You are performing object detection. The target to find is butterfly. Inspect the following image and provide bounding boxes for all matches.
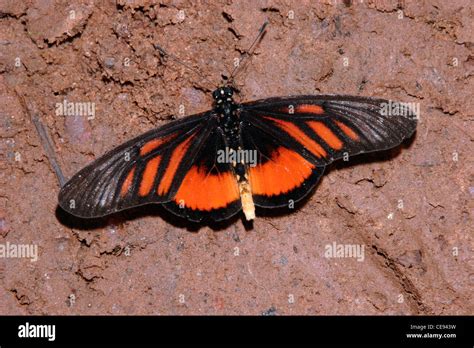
[58,85,417,222]
[58,21,417,222]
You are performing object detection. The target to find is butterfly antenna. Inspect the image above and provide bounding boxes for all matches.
[227,20,269,86]
[154,44,214,88]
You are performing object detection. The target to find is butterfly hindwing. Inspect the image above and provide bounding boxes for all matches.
[163,126,242,222]
[240,119,325,208]
[58,112,213,218]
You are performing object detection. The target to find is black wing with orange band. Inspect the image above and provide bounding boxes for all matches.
[58,112,214,218]
[162,126,242,221]
[239,95,417,208]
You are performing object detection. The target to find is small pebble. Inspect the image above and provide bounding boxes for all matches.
[104,57,115,68]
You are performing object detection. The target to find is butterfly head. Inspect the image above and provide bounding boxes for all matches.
[212,86,234,105]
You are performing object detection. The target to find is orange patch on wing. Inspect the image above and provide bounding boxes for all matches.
[140,134,176,156]
[265,117,327,158]
[296,104,324,114]
[120,167,135,197]
[249,147,315,196]
[308,121,343,150]
[139,156,161,196]
[174,166,239,211]
[157,135,195,195]
[335,120,359,140]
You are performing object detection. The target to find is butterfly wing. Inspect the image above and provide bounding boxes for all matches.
[58,112,214,218]
[239,95,417,207]
[240,119,325,208]
[162,126,242,222]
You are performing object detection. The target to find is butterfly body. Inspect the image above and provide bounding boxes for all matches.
[212,86,256,219]
[58,87,417,222]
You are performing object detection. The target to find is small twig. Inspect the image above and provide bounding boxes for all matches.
[15,90,67,187]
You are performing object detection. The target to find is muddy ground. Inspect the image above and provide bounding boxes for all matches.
[0,0,472,315]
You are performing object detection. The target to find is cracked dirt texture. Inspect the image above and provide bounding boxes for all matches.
[0,0,473,315]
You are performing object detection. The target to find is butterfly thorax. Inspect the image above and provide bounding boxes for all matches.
[212,86,240,144]
[213,86,237,118]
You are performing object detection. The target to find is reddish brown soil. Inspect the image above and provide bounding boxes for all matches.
[0,0,472,315]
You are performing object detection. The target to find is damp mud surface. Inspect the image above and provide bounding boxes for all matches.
[0,1,472,314]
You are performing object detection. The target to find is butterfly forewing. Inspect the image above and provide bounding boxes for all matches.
[58,112,213,218]
[241,95,418,165]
